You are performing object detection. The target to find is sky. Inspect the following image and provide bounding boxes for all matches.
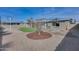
[0,7,79,22]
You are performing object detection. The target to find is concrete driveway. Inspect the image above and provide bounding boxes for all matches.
[56,24,79,51]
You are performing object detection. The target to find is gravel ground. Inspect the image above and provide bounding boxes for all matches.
[0,24,76,51]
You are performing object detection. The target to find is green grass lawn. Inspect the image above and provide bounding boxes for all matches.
[19,27,36,32]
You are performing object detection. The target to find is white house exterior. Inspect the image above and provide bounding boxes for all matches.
[27,18,76,32]
[41,19,75,32]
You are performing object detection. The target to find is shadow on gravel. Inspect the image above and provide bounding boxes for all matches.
[55,24,79,51]
[0,42,13,51]
[0,25,12,51]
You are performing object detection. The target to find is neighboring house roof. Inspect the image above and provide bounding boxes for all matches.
[46,20,71,23]
[32,19,71,23]
[27,18,75,24]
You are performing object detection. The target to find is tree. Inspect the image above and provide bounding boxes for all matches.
[27,17,33,28]
[53,18,59,26]
[35,19,43,35]
[70,18,76,24]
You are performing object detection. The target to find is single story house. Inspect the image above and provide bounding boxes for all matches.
[41,19,76,31]
[27,18,76,32]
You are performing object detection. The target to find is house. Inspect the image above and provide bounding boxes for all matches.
[41,19,76,32]
[27,18,76,32]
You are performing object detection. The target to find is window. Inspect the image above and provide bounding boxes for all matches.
[52,22,60,26]
[56,23,60,26]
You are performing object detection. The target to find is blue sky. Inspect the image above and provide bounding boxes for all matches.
[0,7,79,22]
